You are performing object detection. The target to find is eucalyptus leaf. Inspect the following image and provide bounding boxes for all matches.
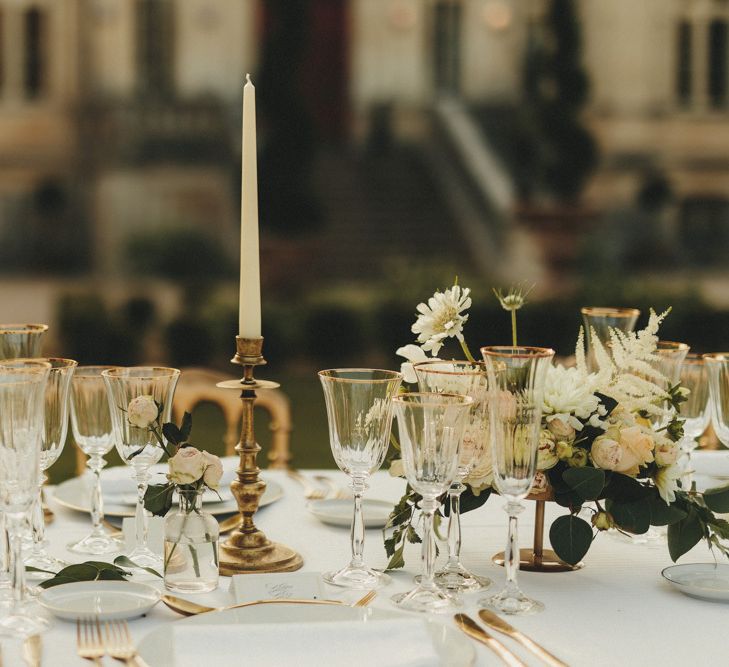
[562,467,605,501]
[703,484,729,514]
[144,482,175,517]
[603,473,652,502]
[549,515,593,565]
[606,498,651,534]
[668,506,703,561]
[386,543,405,571]
[447,487,491,516]
[113,555,162,579]
[648,496,687,526]
[162,422,182,446]
[180,412,193,442]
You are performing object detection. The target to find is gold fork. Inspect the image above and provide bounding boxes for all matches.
[105,619,151,666]
[353,590,377,607]
[76,618,105,666]
[287,469,327,499]
[313,475,351,500]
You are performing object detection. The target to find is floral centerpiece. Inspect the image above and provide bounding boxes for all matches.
[127,396,223,592]
[385,284,729,568]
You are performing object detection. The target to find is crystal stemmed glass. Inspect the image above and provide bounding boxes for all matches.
[2,358,77,576]
[678,355,711,476]
[391,392,473,612]
[413,360,491,591]
[480,345,554,615]
[648,341,690,428]
[581,307,640,373]
[704,353,729,448]
[103,367,180,570]
[318,369,402,589]
[68,366,124,554]
[0,324,48,589]
[0,324,48,360]
[0,364,50,636]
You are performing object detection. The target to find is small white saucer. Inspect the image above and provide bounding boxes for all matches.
[38,581,161,620]
[662,563,729,602]
[307,499,393,529]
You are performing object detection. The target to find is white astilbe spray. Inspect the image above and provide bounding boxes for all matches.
[586,309,671,419]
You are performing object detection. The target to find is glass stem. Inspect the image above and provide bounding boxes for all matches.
[7,514,27,610]
[445,482,465,567]
[420,498,438,591]
[504,500,524,596]
[349,477,367,569]
[30,472,48,556]
[134,466,150,551]
[89,455,107,536]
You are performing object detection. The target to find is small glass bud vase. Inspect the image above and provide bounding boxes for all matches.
[164,489,219,593]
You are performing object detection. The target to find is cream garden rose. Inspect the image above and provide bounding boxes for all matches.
[168,447,206,485]
[201,451,224,489]
[127,395,158,429]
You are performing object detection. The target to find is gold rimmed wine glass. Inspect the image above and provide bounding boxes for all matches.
[0,324,48,360]
[68,366,124,555]
[391,392,474,613]
[2,358,77,576]
[413,359,491,592]
[704,353,729,448]
[318,369,402,589]
[480,345,554,615]
[0,364,50,636]
[103,367,180,571]
[580,307,640,372]
[678,354,710,468]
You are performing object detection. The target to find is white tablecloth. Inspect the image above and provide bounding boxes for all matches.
[3,465,726,666]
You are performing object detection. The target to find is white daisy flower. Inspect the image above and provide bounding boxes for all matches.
[655,462,684,504]
[411,285,472,356]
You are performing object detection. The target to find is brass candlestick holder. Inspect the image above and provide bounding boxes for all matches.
[216,336,303,575]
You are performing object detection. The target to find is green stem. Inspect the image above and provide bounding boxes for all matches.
[511,309,518,347]
[150,426,173,458]
[459,338,476,363]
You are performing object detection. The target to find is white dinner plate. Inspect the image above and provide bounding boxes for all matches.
[53,474,283,518]
[137,603,474,667]
[307,498,393,529]
[38,581,161,621]
[662,563,729,602]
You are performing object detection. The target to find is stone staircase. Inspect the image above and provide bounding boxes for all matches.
[307,145,476,282]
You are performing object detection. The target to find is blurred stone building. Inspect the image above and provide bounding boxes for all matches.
[0,0,728,276]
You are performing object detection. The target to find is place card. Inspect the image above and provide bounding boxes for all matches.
[230,572,323,602]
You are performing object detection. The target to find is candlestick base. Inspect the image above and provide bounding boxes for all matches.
[217,335,303,576]
[220,539,303,575]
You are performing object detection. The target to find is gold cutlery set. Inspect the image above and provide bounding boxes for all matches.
[287,469,350,500]
[455,610,567,667]
[77,618,150,666]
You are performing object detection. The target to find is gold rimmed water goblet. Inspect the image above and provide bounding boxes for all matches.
[704,353,729,448]
[0,364,50,636]
[648,341,690,428]
[391,392,474,613]
[0,324,48,589]
[479,345,554,615]
[68,366,124,555]
[2,358,77,576]
[103,367,180,571]
[0,324,48,360]
[580,307,640,372]
[413,360,491,592]
[318,369,402,589]
[678,355,711,474]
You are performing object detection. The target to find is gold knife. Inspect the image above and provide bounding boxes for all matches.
[21,634,41,667]
[454,614,527,667]
[479,609,568,667]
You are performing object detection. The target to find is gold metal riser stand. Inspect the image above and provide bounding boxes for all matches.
[216,336,302,575]
[492,499,584,573]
